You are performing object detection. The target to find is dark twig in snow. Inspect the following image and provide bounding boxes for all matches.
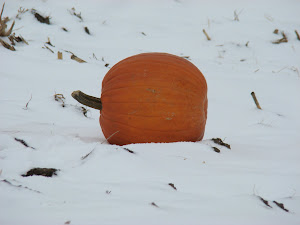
[23,94,32,110]
[14,137,35,149]
[151,202,159,208]
[272,32,288,44]
[168,183,177,190]
[212,146,220,153]
[211,138,231,149]
[43,44,54,53]
[295,30,300,41]
[84,26,90,35]
[258,196,272,208]
[122,148,135,154]
[273,201,289,212]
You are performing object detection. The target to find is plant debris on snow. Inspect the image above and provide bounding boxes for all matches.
[22,168,58,177]
[14,137,35,149]
[31,9,50,24]
[1,179,41,193]
[211,138,231,149]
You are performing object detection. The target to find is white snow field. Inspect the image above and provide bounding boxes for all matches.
[0,0,300,224]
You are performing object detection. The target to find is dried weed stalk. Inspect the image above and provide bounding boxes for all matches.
[272,32,288,44]
[0,38,15,50]
[69,7,83,21]
[16,7,29,19]
[202,29,211,41]
[0,3,15,37]
[54,93,65,107]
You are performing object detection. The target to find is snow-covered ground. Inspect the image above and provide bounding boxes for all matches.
[1,0,300,224]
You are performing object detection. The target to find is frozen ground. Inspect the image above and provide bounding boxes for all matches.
[0,0,300,224]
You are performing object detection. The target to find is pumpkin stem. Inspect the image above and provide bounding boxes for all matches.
[71,90,102,110]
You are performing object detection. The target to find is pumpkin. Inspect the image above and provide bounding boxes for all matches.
[72,52,208,145]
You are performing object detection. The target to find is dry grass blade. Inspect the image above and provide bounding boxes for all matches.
[46,37,54,47]
[272,32,288,44]
[202,29,211,41]
[273,29,279,34]
[0,3,15,37]
[122,148,135,154]
[71,54,86,63]
[43,44,54,53]
[23,94,32,110]
[0,38,15,50]
[9,33,28,45]
[234,9,243,21]
[212,146,220,153]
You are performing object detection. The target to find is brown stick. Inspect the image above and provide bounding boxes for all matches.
[71,54,86,63]
[71,90,102,110]
[295,30,300,41]
[202,29,211,41]
[251,92,262,110]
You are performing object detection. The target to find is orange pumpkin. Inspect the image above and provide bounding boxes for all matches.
[72,53,208,145]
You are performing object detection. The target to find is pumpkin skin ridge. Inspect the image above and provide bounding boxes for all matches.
[102,61,206,93]
[100,112,206,133]
[101,85,204,98]
[102,53,206,88]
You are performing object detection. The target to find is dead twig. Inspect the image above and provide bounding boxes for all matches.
[251,92,262,110]
[54,93,65,107]
[258,196,272,208]
[14,137,35,149]
[168,183,177,190]
[62,27,68,32]
[71,54,86,63]
[122,148,135,154]
[202,29,211,41]
[295,30,300,41]
[0,38,15,50]
[46,37,54,47]
[69,7,83,21]
[23,94,32,110]
[273,201,289,212]
[272,32,288,44]
[43,44,54,53]
[84,26,90,35]
[212,146,220,153]
[151,202,159,208]
[211,138,231,149]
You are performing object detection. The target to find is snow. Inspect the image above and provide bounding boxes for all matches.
[1,0,300,224]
